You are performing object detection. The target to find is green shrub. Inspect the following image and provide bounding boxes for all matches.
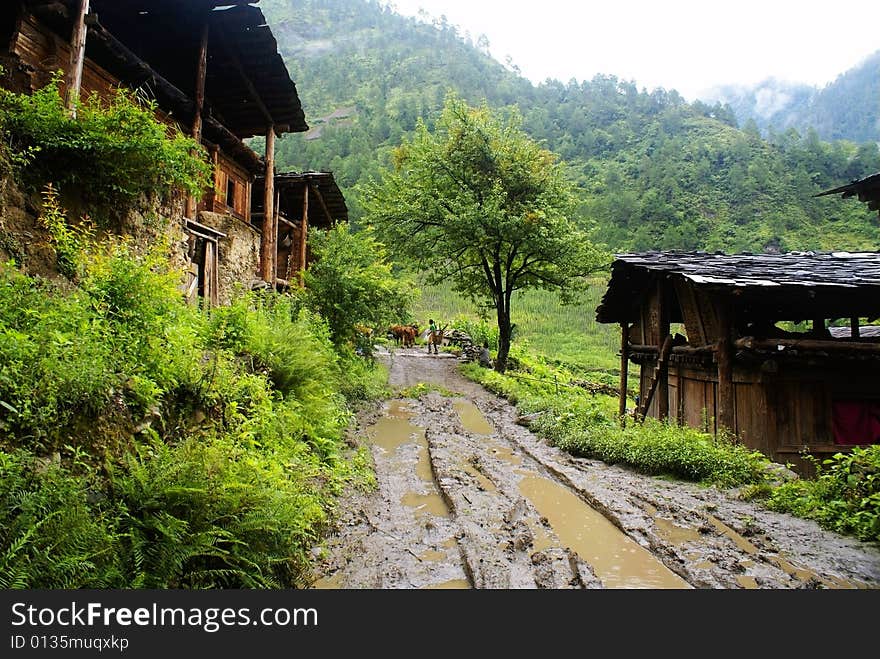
[768,446,880,542]
[0,75,211,216]
[110,434,331,588]
[38,184,93,279]
[303,224,414,348]
[0,239,380,587]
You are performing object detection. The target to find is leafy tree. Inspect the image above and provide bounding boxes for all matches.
[303,223,414,349]
[361,95,605,372]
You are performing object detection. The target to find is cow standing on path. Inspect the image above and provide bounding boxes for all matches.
[390,323,419,348]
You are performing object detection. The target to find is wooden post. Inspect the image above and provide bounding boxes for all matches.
[186,21,210,219]
[192,23,209,143]
[813,317,825,337]
[716,303,735,435]
[299,183,309,288]
[657,279,670,421]
[260,126,276,283]
[619,322,629,427]
[851,317,861,339]
[64,0,90,116]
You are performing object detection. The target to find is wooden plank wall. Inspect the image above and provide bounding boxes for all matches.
[13,13,120,102]
[669,366,771,451]
[677,370,716,433]
[205,152,251,221]
[768,378,833,449]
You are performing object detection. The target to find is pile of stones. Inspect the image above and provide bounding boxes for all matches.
[445,329,479,360]
[446,329,492,366]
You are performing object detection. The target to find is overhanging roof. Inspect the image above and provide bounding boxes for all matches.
[27,0,307,138]
[255,171,348,227]
[816,172,880,216]
[596,251,880,324]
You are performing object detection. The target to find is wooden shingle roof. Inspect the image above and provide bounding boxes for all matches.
[254,171,348,227]
[597,251,880,324]
[608,251,880,287]
[28,0,307,138]
[816,172,880,216]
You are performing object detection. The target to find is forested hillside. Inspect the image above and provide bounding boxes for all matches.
[707,51,880,145]
[262,0,880,253]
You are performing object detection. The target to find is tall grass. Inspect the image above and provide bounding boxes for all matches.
[413,276,623,372]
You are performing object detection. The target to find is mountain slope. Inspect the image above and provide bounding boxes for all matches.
[261,0,880,253]
[705,51,880,144]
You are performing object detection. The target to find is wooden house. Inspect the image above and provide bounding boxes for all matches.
[252,171,348,288]
[596,251,880,474]
[0,0,309,304]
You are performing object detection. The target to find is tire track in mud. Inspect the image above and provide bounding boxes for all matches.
[310,348,880,589]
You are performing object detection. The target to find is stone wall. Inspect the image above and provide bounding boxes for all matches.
[0,171,262,307]
[0,173,189,283]
[197,211,261,305]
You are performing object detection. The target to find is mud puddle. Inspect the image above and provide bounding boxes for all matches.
[517,471,691,589]
[310,397,467,589]
[454,400,494,436]
[369,401,451,521]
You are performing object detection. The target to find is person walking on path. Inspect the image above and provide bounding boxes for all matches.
[427,319,439,354]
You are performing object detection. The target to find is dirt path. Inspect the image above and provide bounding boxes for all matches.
[310,347,880,589]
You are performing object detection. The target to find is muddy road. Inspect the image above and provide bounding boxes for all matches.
[310,347,880,589]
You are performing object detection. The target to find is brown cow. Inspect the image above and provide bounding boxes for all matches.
[402,323,419,348]
[389,324,406,346]
[389,323,419,348]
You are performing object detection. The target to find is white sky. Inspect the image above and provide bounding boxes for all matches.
[386,0,880,100]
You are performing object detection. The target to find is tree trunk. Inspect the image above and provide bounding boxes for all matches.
[494,294,512,373]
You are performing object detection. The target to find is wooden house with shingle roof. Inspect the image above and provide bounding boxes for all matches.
[597,251,880,474]
[0,0,324,304]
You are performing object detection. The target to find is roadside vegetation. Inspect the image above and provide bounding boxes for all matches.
[0,83,394,588]
[767,447,880,542]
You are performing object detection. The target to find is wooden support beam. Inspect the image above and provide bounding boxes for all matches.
[259,126,276,283]
[716,304,735,435]
[187,19,210,219]
[736,337,880,353]
[310,183,334,225]
[619,322,629,427]
[299,183,309,288]
[657,279,670,421]
[63,0,89,116]
[192,21,209,143]
[851,317,861,339]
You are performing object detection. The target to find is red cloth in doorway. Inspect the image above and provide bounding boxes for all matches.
[832,401,880,446]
